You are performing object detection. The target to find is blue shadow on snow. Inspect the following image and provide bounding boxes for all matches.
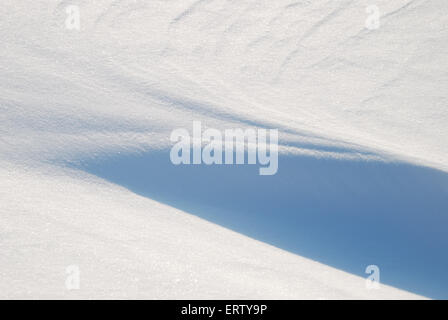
[74,150,448,298]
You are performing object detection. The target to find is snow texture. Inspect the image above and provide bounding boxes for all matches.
[1,0,447,299]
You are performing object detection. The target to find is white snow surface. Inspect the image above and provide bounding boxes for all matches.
[1,0,447,299]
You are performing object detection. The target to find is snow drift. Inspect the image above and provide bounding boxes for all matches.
[1,0,447,298]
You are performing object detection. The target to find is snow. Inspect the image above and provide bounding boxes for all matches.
[1,0,447,299]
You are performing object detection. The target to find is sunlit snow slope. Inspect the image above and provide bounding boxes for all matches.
[1,0,447,299]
